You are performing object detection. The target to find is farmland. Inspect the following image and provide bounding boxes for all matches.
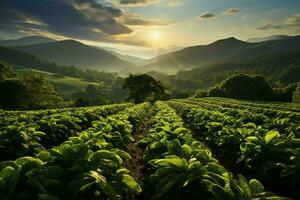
[0,98,299,200]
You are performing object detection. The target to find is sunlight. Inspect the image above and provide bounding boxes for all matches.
[150,30,161,42]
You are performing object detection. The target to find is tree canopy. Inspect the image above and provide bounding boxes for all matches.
[209,74,273,100]
[0,63,65,110]
[122,74,166,103]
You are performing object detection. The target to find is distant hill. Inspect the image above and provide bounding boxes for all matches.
[235,35,300,59]
[175,50,300,88]
[140,37,256,73]
[0,36,56,47]
[110,51,150,66]
[13,40,134,72]
[140,35,300,73]
[246,35,289,43]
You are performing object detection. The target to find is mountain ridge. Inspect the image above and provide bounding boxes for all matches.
[12,39,134,72]
[0,36,57,47]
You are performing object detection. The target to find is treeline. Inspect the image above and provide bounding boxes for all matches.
[194,74,299,103]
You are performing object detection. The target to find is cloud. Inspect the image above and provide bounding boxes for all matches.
[198,13,215,19]
[255,23,283,30]
[120,13,173,27]
[286,13,300,27]
[0,0,135,43]
[115,0,159,7]
[113,0,183,7]
[223,8,239,16]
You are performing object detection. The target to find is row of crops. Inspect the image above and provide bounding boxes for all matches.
[0,98,298,199]
[167,98,300,199]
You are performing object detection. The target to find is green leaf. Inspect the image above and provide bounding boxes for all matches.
[264,130,280,144]
[0,166,16,179]
[211,183,235,200]
[121,174,142,193]
[237,175,251,198]
[37,151,52,161]
[249,179,264,195]
[6,166,22,200]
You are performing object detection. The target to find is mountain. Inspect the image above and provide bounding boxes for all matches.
[235,35,300,59]
[246,35,289,43]
[0,36,56,47]
[109,51,150,66]
[0,45,81,75]
[175,50,300,89]
[140,37,255,73]
[139,35,300,73]
[13,40,133,72]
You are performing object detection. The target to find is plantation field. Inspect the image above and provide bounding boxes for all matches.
[0,98,299,200]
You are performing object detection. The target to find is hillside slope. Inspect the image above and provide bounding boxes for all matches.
[13,40,133,72]
[176,50,300,88]
[140,37,256,72]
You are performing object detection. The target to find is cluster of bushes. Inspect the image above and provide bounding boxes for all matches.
[0,62,66,110]
[194,74,299,102]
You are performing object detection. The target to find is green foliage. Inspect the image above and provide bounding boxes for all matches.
[273,83,298,102]
[138,102,288,199]
[0,78,26,110]
[0,62,16,81]
[293,82,300,103]
[209,74,273,100]
[74,84,110,107]
[0,103,151,200]
[123,74,166,103]
[168,98,300,199]
[194,89,208,98]
[0,64,66,110]
[20,73,66,110]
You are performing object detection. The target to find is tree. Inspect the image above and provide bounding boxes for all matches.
[0,78,25,110]
[194,89,208,98]
[0,62,16,81]
[208,74,273,100]
[293,83,300,103]
[273,83,298,102]
[73,84,110,107]
[21,73,65,110]
[122,74,166,103]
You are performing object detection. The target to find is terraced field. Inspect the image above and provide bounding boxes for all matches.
[1,98,299,200]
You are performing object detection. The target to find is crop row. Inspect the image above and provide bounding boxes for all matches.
[0,103,132,161]
[137,102,287,200]
[0,102,151,200]
[172,99,300,135]
[168,100,300,199]
[175,98,300,122]
[199,97,300,113]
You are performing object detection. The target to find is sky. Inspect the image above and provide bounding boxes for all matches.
[0,0,300,58]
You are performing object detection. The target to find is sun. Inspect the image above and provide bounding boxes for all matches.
[151,31,161,40]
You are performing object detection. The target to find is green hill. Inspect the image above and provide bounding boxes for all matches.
[176,50,300,88]
[13,40,134,72]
